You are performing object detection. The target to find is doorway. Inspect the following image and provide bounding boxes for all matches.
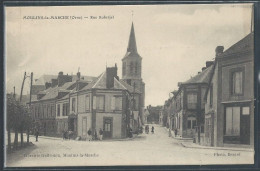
[103,117,113,139]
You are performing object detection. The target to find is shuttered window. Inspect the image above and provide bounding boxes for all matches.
[85,95,90,111]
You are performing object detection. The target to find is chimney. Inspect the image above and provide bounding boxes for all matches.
[77,71,81,81]
[45,82,52,89]
[206,61,214,68]
[37,92,46,100]
[51,79,58,87]
[178,82,182,87]
[215,46,224,56]
[58,71,72,87]
[106,64,118,89]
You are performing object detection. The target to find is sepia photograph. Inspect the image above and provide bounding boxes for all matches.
[4,3,255,167]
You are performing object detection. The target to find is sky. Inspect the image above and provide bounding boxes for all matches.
[5,4,253,106]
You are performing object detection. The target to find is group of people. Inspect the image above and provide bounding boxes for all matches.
[87,128,104,141]
[145,125,155,134]
[63,130,74,140]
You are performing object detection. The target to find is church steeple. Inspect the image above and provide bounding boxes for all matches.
[127,22,137,53]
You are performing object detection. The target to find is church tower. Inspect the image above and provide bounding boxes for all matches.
[122,22,145,110]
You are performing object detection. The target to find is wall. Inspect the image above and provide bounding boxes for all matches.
[77,113,92,139]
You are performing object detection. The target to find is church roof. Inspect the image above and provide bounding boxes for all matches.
[127,22,137,53]
[123,22,141,60]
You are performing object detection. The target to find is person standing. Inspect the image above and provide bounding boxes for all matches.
[99,128,103,141]
[35,130,39,142]
[151,126,154,134]
[94,129,98,140]
[87,128,92,141]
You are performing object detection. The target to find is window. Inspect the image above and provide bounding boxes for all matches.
[201,125,204,133]
[111,96,122,110]
[188,120,191,129]
[210,85,213,107]
[72,98,76,112]
[123,62,126,76]
[63,103,66,116]
[96,96,104,111]
[130,62,134,74]
[47,105,50,118]
[192,120,197,129]
[135,61,138,74]
[242,107,250,115]
[225,107,240,136]
[85,96,90,111]
[82,118,87,136]
[187,93,197,109]
[232,71,243,95]
[51,105,54,117]
[187,118,196,129]
[66,103,69,116]
[57,104,60,117]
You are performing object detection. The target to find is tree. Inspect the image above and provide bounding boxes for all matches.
[6,94,17,151]
[6,94,33,150]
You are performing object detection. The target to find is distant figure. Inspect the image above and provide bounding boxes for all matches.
[99,128,103,141]
[128,128,133,138]
[68,130,73,140]
[94,129,98,140]
[145,125,149,134]
[174,129,177,137]
[35,130,39,142]
[63,131,67,140]
[87,129,92,141]
[151,126,154,134]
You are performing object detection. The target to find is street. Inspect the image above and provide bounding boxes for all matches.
[6,124,254,167]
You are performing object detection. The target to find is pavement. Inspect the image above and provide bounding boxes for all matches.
[164,127,254,152]
[5,124,254,167]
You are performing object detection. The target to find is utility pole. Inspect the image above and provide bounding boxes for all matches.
[29,72,33,106]
[19,71,28,147]
[20,72,27,102]
[13,86,15,98]
[27,72,33,143]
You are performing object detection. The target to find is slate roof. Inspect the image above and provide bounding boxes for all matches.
[119,80,141,94]
[79,71,141,94]
[123,22,142,59]
[33,81,76,101]
[182,64,214,85]
[34,75,57,85]
[34,74,96,85]
[219,32,254,57]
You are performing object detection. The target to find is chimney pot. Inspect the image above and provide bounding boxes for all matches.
[215,46,224,56]
[206,61,214,68]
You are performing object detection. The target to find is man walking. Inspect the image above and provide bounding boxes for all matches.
[87,128,92,141]
[35,130,39,142]
[151,126,154,134]
[99,128,103,141]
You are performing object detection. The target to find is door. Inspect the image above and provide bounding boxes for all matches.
[82,117,87,137]
[240,106,250,144]
[103,118,113,139]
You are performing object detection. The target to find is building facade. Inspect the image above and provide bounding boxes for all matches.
[173,62,214,141]
[204,33,254,147]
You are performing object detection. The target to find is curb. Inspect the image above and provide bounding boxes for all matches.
[181,142,254,152]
